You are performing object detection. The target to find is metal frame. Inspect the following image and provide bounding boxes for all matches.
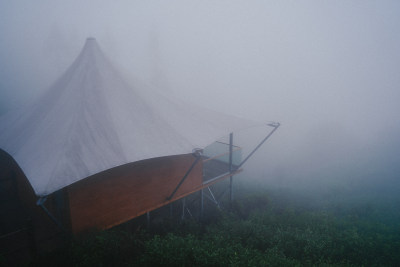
[236,122,280,170]
[38,123,280,228]
[182,186,221,221]
[198,122,280,217]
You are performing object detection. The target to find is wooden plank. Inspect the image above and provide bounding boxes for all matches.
[67,154,203,233]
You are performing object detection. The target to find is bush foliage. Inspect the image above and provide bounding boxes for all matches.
[31,188,400,266]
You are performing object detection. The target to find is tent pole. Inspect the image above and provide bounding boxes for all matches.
[229,133,234,203]
[236,122,280,170]
[36,197,65,231]
[200,189,204,219]
[146,211,150,229]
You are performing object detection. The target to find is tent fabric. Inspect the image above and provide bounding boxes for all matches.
[0,38,261,196]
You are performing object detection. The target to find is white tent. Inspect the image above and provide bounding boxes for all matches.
[0,38,261,197]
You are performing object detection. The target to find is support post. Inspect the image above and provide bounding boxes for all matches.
[229,133,234,203]
[36,197,65,231]
[181,198,186,220]
[200,189,204,219]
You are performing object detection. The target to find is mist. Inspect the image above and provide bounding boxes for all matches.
[1,1,400,208]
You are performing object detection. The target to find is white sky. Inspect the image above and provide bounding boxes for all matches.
[1,0,399,186]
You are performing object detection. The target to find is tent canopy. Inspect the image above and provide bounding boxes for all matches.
[0,38,261,196]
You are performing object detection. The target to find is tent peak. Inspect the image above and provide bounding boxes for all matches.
[83,37,99,50]
[78,37,103,63]
[0,38,262,196]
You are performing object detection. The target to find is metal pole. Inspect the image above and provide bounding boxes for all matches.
[207,187,220,208]
[200,189,204,219]
[236,123,280,169]
[229,133,233,202]
[146,211,150,229]
[181,198,186,220]
[167,151,201,200]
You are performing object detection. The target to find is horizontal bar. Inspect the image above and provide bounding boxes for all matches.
[215,141,241,148]
[202,146,242,163]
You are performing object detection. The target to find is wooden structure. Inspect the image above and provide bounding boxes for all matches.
[1,150,240,235]
[0,38,280,263]
[68,154,205,233]
[0,123,279,265]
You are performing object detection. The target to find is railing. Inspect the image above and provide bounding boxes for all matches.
[203,141,242,165]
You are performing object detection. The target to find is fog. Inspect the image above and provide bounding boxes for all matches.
[1,1,400,204]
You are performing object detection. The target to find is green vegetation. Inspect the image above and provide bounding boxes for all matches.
[31,185,400,266]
